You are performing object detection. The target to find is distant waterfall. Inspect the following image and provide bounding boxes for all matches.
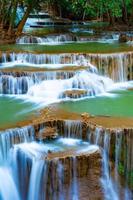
[16,34,78,44]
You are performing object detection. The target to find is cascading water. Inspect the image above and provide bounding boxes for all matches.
[0,74,35,94]
[16,32,123,45]
[0,52,114,102]
[64,120,82,138]
[0,126,34,161]
[100,133,119,200]
[58,121,133,200]
[0,168,20,200]
[1,27,133,200]
[0,71,75,94]
[3,128,97,200]
[0,52,114,107]
[0,126,34,200]
[1,52,132,82]
[27,70,113,103]
[16,34,78,44]
[88,127,133,200]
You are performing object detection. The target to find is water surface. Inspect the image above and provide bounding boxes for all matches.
[0,96,40,129]
[57,89,133,117]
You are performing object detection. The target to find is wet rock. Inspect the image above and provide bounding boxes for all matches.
[62,89,88,98]
[81,112,91,122]
[119,34,129,43]
[45,146,103,200]
[36,127,58,140]
[119,33,133,43]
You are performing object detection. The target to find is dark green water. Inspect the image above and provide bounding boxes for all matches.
[0,96,40,129]
[57,90,133,117]
[0,42,132,54]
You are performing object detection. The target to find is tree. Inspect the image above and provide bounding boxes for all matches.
[0,0,42,38]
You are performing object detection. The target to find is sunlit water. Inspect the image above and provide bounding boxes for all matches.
[0,96,41,129]
[57,88,133,117]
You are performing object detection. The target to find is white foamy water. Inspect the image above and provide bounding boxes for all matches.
[16,34,78,45]
[108,81,133,91]
[26,70,113,104]
[0,167,20,200]
[1,52,132,82]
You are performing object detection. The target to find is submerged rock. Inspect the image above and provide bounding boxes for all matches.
[119,33,133,43]
[36,127,58,140]
[63,89,88,98]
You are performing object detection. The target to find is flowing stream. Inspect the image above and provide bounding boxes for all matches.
[0,28,133,200]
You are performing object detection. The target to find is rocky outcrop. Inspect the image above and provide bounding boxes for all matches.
[45,147,102,200]
[15,141,103,200]
[62,89,88,98]
[119,33,133,43]
[0,29,16,44]
[36,127,58,140]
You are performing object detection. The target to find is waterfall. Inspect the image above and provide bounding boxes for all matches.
[115,132,122,184]
[69,157,79,200]
[0,71,75,94]
[9,139,83,200]
[16,34,78,44]
[0,74,34,94]
[88,53,133,82]
[27,70,113,103]
[87,127,133,200]
[64,120,82,138]
[0,126,35,200]
[28,159,45,200]
[88,128,119,199]
[1,52,132,82]
[101,133,119,200]
[0,126,34,162]
[0,167,20,200]
[16,33,123,45]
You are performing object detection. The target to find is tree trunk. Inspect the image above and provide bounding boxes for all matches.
[8,0,18,36]
[130,0,133,24]
[16,5,32,36]
[121,0,128,24]
[106,10,115,26]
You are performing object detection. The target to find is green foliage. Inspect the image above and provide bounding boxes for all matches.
[0,0,132,35]
[46,0,133,23]
[118,162,124,175]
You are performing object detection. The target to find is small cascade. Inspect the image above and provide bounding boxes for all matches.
[64,120,82,138]
[0,167,20,200]
[0,125,35,200]
[88,128,121,199]
[27,70,113,103]
[0,71,75,94]
[7,137,101,200]
[101,133,119,200]
[16,34,78,44]
[69,157,79,200]
[28,159,46,200]
[0,53,63,65]
[0,52,132,81]
[87,126,133,200]
[88,52,133,82]
[0,74,34,94]
[0,126,34,162]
